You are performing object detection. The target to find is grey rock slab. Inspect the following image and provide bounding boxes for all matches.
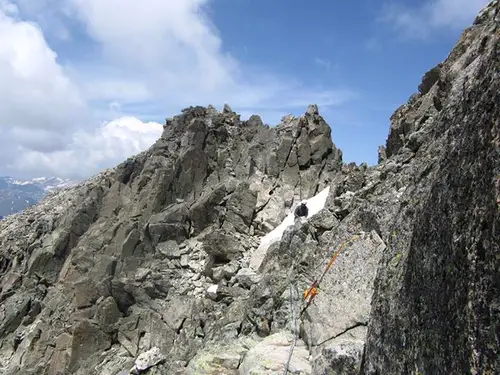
[47,332,73,375]
[235,268,262,288]
[186,338,255,375]
[118,331,139,357]
[239,331,311,375]
[74,278,100,309]
[157,240,188,259]
[301,231,386,347]
[130,347,166,374]
[224,184,257,234]
[189,183,226,235]
[95,296,122,333]
[134,268,151,282]
[180,254,190,268]
[161,296,194,332]
[69,319,112,372]
[0,294,31,338]
[122,227,140,258]
[91,347,134,375]
[202,230,245,261]
[311,325,367,375]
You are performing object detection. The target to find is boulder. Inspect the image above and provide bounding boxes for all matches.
[239,331,311,375]
[202,230,245,262]
[130,347,166,374]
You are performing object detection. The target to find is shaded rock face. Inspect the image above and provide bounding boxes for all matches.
[365,4,500,373]
[0,2,498,374]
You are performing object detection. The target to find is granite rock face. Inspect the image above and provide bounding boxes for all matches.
[0,2,499,374]
[365,2,500,373]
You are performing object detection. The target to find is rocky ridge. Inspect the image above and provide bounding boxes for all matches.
[0,1,499,374]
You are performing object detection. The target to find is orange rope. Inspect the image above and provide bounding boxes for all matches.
[300,233,361,317]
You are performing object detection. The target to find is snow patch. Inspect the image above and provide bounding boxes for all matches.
[4,176,78,191]
[206,284,219,300]
[250,186,330,271]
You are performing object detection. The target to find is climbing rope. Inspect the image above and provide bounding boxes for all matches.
[282,232,366,375]
[300,232,364,317]
[283,279,298,375]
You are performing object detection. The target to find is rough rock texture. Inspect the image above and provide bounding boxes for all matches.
[0,102,341,375]
[365,2,500,373]
[239,332,311,375]
[0,2,499,374]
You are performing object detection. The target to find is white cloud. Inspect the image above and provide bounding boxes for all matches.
[1,0,357,179]
[67,0,239,101]
[63,0,356,113]
[0,2,165,178]
[0,2,85,146]
[381,0,491,39]
[12,117,163,178]
[428,0,492,28]
[80,77,152,104]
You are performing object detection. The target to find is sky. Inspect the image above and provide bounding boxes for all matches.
[0,0,491,179]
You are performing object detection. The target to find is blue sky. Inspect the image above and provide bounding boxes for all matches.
[0,0,491,178]
[205,0,488,164]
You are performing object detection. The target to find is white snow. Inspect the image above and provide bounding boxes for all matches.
[207,284,218,293]
[3,176,79,192]
[250,186,330,271]
[206,284,219,300]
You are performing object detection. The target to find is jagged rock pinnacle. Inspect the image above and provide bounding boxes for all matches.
[222,103,233,114]
[306,103,319,115]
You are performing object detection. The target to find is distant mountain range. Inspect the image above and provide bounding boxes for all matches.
[0,176,79,218]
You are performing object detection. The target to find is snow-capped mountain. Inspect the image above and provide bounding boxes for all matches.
[0,176,79,218]
[6,176,79,192]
